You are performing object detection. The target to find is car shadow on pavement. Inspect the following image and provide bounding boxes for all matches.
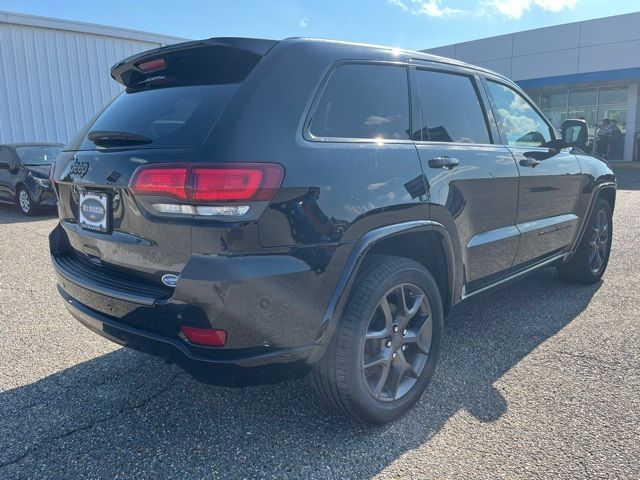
[0,268,601,479]
[0,203,57,225]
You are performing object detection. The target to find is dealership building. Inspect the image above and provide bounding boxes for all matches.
[0,11,185,146]
[424,11,640,162]
[1,10,639,161]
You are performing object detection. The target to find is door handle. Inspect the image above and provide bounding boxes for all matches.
[519,157,540,167]
[428,156,459,169]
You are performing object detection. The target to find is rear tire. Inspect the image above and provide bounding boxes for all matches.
[557,197,612,284]
[16,187,35,216]
[311,255,443,424]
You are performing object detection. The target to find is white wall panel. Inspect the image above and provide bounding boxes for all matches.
[424,11,640,82]
[425,45,455,60]
[0,22,167,144]
[579,11,640,47]
[454,34,513,63]
[512,23,580,56]
[578,40,640,74]
[476,58,512,78]
[511,48,580,80]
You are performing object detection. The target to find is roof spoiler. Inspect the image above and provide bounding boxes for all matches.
[111,37,279,87]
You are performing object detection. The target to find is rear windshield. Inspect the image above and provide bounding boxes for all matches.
[16,146,62,165]
[74,44,264,151]
[77,84,239,150]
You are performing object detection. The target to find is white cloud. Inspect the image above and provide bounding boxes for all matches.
[388,0,463,17]
[415,0,463,17]
[534,0,578,12]
[299,17,309,27]
[387,0,409,11]
[489,0,577,19]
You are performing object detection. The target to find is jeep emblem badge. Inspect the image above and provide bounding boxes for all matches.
[161,274,179,287]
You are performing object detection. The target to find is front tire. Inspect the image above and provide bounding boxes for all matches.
[16,187,35,216]
[311,255,443,424]
[557,197,612,284]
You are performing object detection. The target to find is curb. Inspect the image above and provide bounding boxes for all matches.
[610,161,640,169]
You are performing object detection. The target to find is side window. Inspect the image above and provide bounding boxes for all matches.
[309,64,410,141]
[0,148,14,169]
[486,80,552,147]
[413,69,490,144]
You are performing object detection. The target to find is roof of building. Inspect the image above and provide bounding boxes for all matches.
[0,10,189,45]
[2,142,64,148]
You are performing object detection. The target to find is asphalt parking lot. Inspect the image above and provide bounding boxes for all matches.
[1,170,639,479]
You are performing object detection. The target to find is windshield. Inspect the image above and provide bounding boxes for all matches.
[15,146,62,165]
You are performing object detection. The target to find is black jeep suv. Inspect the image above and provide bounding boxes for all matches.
[50,38,615,424]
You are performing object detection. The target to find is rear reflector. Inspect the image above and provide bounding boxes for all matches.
[130,163,283,204]
[181,326,227,347]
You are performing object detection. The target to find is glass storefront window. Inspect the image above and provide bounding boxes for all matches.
[597,107,627,127]
[569,89,597,107]
[541,109,568,129]
[595,107,626,160]
[568,108,597,147]
[541,91,568,109]
[599,86,628,105]
[529,85,630,161]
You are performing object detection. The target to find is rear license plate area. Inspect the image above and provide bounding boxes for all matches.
[79,190,111,233]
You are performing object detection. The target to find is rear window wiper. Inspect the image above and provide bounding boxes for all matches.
[87,130,152,147]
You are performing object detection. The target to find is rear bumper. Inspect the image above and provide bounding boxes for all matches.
[49,223,337,385]
[58,284,314,386]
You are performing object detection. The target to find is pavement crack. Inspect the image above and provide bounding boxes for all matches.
[0,371,180,470]
[552,349,632,371]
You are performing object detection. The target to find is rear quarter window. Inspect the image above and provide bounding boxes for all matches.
[308,63,410,141]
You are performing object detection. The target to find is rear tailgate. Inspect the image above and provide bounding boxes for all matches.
[51,38,276,286]
[54,149,198,282]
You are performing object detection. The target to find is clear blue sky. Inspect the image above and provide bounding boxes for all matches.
[1,0,639,50]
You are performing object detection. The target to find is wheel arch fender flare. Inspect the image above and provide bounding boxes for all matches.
[308,220,458,363]
[569,181,616,254]
[15,181,30,199]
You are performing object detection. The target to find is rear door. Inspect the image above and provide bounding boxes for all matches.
[410,63,520,291]
[0,147,16,201]
[483,78,582,266]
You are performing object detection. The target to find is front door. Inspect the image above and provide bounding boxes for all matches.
[484,79,582,266]
[410,65,520,292]
[0,147,16,201]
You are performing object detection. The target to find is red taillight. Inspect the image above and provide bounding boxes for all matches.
[181,326,227,347]
[190,164,283,202]
[130,166,188,200]
[129,163,283,203]
[137,58,166,72]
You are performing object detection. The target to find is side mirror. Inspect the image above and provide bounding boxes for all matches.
[561,119,588,149]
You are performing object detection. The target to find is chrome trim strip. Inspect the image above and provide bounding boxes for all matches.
[467,225,520,248]
[516,213,578,235]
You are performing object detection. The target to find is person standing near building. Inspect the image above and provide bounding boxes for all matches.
[597,119,612,157]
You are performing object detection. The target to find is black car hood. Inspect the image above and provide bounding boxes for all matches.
[23,165,51,178]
